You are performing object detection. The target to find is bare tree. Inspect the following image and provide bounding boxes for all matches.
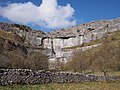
[28,51,48,70]
[92,38,120,78]
[67,50,90,73]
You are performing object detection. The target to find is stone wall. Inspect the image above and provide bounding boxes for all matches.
[0,69,120,85]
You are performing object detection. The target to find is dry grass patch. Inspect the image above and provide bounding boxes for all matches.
[0,81,120,90]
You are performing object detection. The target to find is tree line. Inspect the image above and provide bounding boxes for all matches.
[66,36,120,76]
[0,51,48,71]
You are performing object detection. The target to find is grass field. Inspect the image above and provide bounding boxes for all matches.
[94,70,120,76]
[0,81,120,90]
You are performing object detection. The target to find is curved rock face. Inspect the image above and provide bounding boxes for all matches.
[0,69,120,85]
[49,18,120,37]
[0,18,120,64]
[45,18,120,63]
[0,22,46,48]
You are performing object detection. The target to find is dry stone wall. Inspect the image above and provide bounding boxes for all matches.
[0,69,120,85]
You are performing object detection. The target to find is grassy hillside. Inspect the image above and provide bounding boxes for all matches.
[65,30,120,74]
[0,30,48,70]
[0,30,26,52]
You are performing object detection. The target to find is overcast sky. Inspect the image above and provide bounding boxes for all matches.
[0,0,120,32]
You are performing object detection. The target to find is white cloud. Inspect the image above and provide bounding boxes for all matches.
[0,0,76,29]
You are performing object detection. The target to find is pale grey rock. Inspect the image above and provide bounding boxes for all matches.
[0,18,120,66]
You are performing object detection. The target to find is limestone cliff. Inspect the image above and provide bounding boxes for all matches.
[46,17,120,62]
[0,22,46,48]
[0,17,120,63]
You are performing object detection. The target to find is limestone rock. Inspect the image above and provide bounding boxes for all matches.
[0,17,120,64]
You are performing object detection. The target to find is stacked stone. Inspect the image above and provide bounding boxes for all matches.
[0,69,52,85]
[0,69,120,85]
[52,72,86,83]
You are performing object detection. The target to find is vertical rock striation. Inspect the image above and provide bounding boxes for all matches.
[0,18,120,64]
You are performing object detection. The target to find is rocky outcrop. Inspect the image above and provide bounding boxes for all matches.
[0,22,46,48]
[0,69,120,85]
[49,18,120,38]
[0,30,28,54]
[46,17,120,62]
[0,17,120,63]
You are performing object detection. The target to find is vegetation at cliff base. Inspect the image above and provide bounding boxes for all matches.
[0,30,48,70]
[65,30,120,76]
